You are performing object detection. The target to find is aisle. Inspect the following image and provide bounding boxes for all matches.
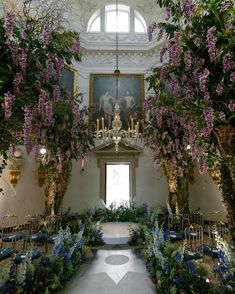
[60,246,155,294]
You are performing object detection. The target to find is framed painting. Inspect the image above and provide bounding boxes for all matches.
[89,73,144,130]
[60,66,78,98]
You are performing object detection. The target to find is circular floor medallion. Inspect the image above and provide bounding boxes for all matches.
[105,254,129,265]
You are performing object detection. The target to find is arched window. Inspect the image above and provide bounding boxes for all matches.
[134,10,147,33]
[87,4,147,34]
[87,9,101,32]
[105,4,130,33]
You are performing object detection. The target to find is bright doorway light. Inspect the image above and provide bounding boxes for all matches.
[106,164,130,207]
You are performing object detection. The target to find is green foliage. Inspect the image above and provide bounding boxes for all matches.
[128,223,151,246]
[86,202,150,223]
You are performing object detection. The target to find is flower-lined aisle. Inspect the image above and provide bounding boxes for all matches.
[0,203,148,293]
[0,203,235,293]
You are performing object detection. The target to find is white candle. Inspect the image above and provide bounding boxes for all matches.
[131,118,134,130]
[97,119,99,131]
[102,117,104,131]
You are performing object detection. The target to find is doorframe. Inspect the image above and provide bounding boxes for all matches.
[93,141,142,203]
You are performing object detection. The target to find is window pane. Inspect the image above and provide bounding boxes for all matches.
[135,17,145,33]
[89,16,101,32]
[106,164,130,207]
[105,4,130,13]
[87,9,101,32]
[106,11,129,32]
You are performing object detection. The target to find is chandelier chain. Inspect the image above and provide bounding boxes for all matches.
[95,0,140,152]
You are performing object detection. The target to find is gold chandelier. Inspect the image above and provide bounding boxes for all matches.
[95,0,140,152]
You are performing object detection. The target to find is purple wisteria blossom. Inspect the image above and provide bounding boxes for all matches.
[225,22,232,30]
[13,73,23,94]
[216,84,223,96]
[203,107,214,131]
[44,101,53,126]
[200,127,211,138]
[38,89,48,114]
[170,76,179,92]
[168,31,182,67]
[219,112,226,121]
[157,27,164,42]
[40,61,54,80]
[184,51,192,71]
[198,69,210,99]
[54,58,64,79]
[222,52,235,73]
[42,24,52,45]
[220,1,229,11]
[230,72,235,82]
[3,92,15,118]
[198,156,207,174]
[74,36,81,53]
[160,66,168,81]
[4,12,15,36]
[53,85,61,101]
[20,24,27,39]
[148,24,155,42]
[193,37,201,47]
[183,0,197,19]
[165,7,172,21]
[8,41,18,64]
[18,50,27,72]
[228,103,235,112]
[207,27,221,62]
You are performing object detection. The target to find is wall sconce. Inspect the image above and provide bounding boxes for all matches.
[8,148,24,188]
[8,169,21,188]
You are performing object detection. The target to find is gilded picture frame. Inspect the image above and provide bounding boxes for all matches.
[60,66,78,98]
[89,73,144,130]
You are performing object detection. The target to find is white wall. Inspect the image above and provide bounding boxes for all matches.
[189,170,227,222]
[0,147,228,224]
[0,150,45,225]
[135,148,168,207]
[62,147,169,213]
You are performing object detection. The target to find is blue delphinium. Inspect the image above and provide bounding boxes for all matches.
[186,260,196,276]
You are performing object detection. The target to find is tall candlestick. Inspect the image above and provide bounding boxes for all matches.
[102,117,104,131]
[136,122,139,134]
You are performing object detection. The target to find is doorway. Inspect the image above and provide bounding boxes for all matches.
[105,164,130,207]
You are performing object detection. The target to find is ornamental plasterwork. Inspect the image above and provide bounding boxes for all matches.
[81,50,161,68]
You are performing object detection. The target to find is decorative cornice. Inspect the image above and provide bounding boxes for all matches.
[80,47,163,69]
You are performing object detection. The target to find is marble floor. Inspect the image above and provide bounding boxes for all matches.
[60,245,155,294]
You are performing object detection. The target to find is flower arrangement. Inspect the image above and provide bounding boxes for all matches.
[82,220,104,246]
[88,201,150,223]
[0,226,85,293]
[142,223,220,293]
[214,232,235,289]
[128,223,150,247]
